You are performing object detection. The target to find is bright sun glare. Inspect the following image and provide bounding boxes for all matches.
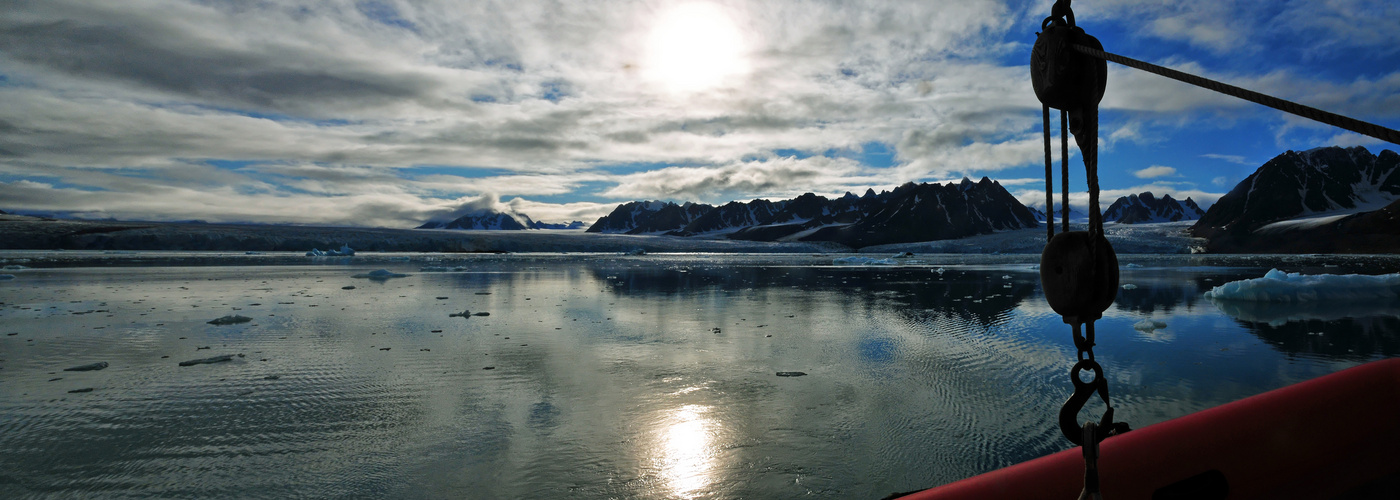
[645,2,748,93]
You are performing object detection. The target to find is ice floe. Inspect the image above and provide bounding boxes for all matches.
[307,244,355,257]
[1203,269,1400,302]
[208,315,253,325]
[1133,319,1167,332]
[352,269,408,279]
[833,257,897,266]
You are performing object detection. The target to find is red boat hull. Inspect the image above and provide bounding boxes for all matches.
[899,358,1400,500]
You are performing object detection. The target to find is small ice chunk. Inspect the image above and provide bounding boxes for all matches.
[207,315,253,325]
[64,362,109,372]
[0,274,13,280]
[1122,284,1138,290]
[352,269,408,279]
[776,371,807,377]
[1126,263,1142,268]
[935,267,946,275]
[179,354,234,366]
[893,252,915,258]
[833,257,897,266]
[1203,269,1400,302]
[1133,319,1167,332]
[2,265,27,270]
[625,248,646,256]
[307,245,355,257]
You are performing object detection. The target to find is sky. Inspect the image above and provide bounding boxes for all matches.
[1,0,1398,227]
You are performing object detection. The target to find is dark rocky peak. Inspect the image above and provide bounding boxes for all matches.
[1193,146,1399,233]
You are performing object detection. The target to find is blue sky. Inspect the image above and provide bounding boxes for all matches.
[0,0,1397,226]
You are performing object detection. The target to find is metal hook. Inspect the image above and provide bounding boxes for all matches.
[1059,358,1111,444]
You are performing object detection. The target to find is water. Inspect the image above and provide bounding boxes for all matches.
[1,252,1397,499]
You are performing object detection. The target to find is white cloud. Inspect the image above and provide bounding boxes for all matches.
[1200,153,1252,165]
[1211,176,1230,187]
[0,0,1394,226]
[1133,166,1178,179]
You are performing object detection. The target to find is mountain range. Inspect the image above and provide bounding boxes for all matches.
[1190,146,1400,252]
[1102,192,1204,223]
[584,177,1040,248]
[410,145,1397,253]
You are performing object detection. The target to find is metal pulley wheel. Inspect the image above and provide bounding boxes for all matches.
[1030,19,1107,119]
[1039,231,1118,325]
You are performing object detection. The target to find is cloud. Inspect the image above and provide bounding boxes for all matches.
[1200,153,1252,165]
[1133,165,1177,179]
[0,0,1394,226]
[599,155,871,202]
[1212,176,1230,187]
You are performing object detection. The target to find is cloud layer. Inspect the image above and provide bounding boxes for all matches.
[1,0,1397,225]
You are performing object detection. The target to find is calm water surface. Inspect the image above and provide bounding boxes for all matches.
[1,253,1398,499]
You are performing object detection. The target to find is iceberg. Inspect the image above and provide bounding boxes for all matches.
[1203,269,1400,302]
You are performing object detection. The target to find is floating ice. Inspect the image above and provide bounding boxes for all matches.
[64,362,109,372]
[625,248,646,256]
[893,252,915,258]
[179,354,234,367]
[353,269,408,279]
[833,257,897,266]
[208,315,253,325]
[2,265,27,270]
[1203,269,1400,302]
[420,266,469,272]
[307,244,355,257]
[1133,319,1167,332]
[1122,284,1138,290]
[0,274,13,280]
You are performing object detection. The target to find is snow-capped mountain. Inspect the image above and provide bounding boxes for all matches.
[1028,206,1091,223]
[672,199,781,235]
[1194,146,1400,232]
[418,209,535,230]
[1102,192,1205,223]
[591,177,1040,248]
[531,220,588,230]
[586,201,713,234]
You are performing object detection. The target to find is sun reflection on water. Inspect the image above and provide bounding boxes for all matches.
[655,403,719,499]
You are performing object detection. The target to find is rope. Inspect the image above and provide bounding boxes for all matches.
[1043,105,1055,241]
[1060,110,1069,234]
[1072,44,1400,146]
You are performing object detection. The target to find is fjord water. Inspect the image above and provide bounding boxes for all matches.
[1,253,1397,499]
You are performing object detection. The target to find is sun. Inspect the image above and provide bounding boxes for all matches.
[644,2,749,93]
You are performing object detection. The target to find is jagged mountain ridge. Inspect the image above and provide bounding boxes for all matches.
[585,201,713,234]
[1193,146,1400,232]
[1189,145,1400,253]
[588,177,1041,248]
[1102,192,1205,223]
